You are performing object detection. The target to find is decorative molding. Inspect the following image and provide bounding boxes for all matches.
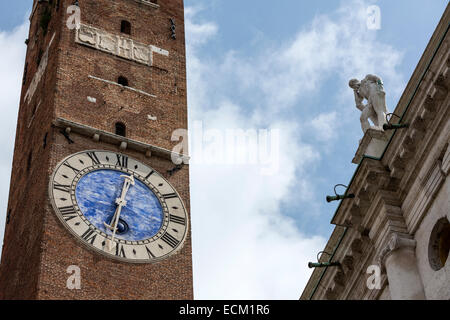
[342,255,354,273]
[433,74,448,101]
[88,75,157,98]
[135,0,159,8]
[377,233,416,271]
[325,287,337,300]
[75,24,168,67]
[352,129,391,164]
[332,158,392,227]
[367,191,407,249]
[52,117,190,163]
[405,158,446,232]
[441,143,450,175]
[301,7,450,300]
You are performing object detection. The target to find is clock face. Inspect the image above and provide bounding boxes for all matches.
[49,150,188,263]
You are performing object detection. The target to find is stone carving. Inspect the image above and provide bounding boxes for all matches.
[78,25,96,45]
[99,35,116,52]
[117,38,132,59]
[75,24,168,67]
[134,44,150,63]
[377,233,416,271]
[349,74,388,133]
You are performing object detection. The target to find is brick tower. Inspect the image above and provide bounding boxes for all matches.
[0,0,193,299]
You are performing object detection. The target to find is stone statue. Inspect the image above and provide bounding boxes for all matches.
[349,74,388,133]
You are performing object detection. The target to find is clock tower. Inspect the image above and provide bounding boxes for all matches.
[0,0,193,299]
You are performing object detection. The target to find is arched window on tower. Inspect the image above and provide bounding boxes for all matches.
[118,76,129,87]
[115,122,126,137]
[121,20,131,35]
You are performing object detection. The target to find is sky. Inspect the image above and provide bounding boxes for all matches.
[0,0,447,300]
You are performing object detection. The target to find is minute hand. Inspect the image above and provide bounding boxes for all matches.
[104,174,135,251]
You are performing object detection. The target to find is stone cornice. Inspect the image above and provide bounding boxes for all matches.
[442,142,450,175]
[325,190,409,299]
[389,8,450,121]
[300,226,347,300]
[383,59,449,233]
[307,48,449,300]
[317,230,374,300]
[329,17,450,233]
[352,129,392,164]
[301,6,450,301]
[331,158,393,227]
[339,235,376,299]
[382,67,449,183]
[52,117,189,163]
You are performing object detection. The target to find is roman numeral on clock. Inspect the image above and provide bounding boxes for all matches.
[54,183,71,193]
[161,232,180,248]
[62,161,80,174]
[81,228,97,244]
[146,246,156,259]
[145,170,154,180]
[163,193,178,200]
[59,205,78,221]
[115,244,126,258]
[86,152,100,165]
[116,154,128,168]
[170,214,186,225]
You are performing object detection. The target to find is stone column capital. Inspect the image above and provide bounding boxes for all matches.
[377,233,416,271]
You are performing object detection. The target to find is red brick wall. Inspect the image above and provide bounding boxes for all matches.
[0,0,193,299]
[56,0,188,149]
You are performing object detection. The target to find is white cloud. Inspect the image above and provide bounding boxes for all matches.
[186,0,404,299]
[189,116,323,299]
[186,10,324,300]
[310,112,338,142]
[0,21,29,251]
[185,7,218,48]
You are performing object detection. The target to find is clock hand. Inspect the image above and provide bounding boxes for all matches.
[104,175,135,251]
[105,174,135,229]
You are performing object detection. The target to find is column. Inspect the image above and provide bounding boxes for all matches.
[379,233,426,300]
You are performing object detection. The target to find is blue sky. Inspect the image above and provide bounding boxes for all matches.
[0,0,447,299]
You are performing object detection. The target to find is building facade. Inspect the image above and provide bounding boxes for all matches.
[0,0,193,299]
[301,4,450,300]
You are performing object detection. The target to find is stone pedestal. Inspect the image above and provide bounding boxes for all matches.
[352,128,391,164]
[380,234,426,300]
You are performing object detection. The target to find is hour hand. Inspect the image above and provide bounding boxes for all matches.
[104,174,134,231]
[104,174,135,251]
[103,221,115,231]
[104,206,120,231]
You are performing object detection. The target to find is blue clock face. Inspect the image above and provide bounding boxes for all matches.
[50,150,188,263]
[75,169,164,242]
